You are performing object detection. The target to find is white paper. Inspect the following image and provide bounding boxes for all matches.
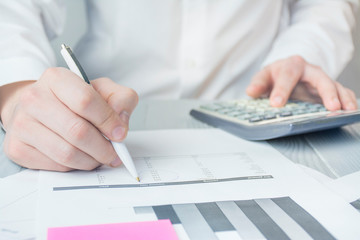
[37,129,360,240]
[301,165,360,203]
[0,170,38,240]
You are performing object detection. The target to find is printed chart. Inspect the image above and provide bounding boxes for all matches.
[134,197,334,240]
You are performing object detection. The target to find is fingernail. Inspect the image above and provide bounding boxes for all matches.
[112,126,126,140]
[272,96,283,106]
[119,111,130,126]
[110,156,122,167]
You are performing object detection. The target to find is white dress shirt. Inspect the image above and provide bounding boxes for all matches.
[0,0,357,100]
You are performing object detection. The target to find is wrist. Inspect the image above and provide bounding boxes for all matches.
[0,80,35,130]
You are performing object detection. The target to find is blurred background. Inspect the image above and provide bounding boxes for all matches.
[50,0,360,96]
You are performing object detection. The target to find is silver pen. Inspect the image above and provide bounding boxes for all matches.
[60,44,140,182]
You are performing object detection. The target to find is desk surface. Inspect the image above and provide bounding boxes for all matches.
[1,99,360,179]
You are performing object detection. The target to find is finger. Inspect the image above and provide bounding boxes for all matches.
[303,65,341,111]
[20,85,120,167]
[246,67,272,98]
[4,137,73,172]
[92,77,139,127]
[10,113,100,170]
[42,68,126,141]
[269,56,305,107]
[92,78,139,114]
[335,82,357,110]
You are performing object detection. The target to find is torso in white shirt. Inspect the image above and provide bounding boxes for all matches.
[0,0,354,100]
[74,0,285,100]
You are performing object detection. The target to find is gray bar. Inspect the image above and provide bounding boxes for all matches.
[256,199,312,240]
[195,202,235,232]
[152,205,181,224]
[133,206,154,215]
[53,175,273,191]
[272,197,335,240]
[217,201,265,240]
[350,199,360,211]
[173,203,218,240]
[235,200,290,240]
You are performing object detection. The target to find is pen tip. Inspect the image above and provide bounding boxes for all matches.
[136,177,140,182]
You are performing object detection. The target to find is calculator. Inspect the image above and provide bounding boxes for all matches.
[190,98,360,140]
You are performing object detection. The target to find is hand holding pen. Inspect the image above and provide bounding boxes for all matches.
[0,45,139,174]
[61,44,140,181]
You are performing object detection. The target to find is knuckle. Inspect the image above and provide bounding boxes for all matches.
[129,88,139,105]
[4,138,29,164]
[68,119,90,142]
[19,87,40,107]
[290,55,305,65]
[282,68,297,78]
[58,144,77,165]
[42,67,63,79]
[77,88,94,112]
[11,113,28,132]
[11,116,23,131]
[122,88,139,106]
[3,138,21,160]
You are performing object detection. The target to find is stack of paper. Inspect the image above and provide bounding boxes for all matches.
[1,129,360,240]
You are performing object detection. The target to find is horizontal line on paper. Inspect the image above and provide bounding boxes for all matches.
[53,175,273,191]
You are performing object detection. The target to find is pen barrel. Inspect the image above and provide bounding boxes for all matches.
[111,142,138,178]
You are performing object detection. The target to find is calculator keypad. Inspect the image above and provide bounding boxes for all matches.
[200,99,328,124]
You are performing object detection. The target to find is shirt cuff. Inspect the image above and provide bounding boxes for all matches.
[0,57,49,86]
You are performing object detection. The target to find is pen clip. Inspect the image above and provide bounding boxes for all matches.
[60,44,90,84]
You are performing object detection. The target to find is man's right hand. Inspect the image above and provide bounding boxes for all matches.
[0,67,138,171]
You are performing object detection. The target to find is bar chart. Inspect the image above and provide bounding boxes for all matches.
[134,197,335,240]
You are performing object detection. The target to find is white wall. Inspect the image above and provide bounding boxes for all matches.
[338,7,360,95]
[51,0,360,95]
[50,0,87,67]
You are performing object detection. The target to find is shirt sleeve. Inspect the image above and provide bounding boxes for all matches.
[262,0,358,80]
[0,0,66,86]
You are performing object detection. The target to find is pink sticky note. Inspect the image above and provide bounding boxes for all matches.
[47,219,178,240]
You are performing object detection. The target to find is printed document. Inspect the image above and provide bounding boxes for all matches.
[37,129,360,239]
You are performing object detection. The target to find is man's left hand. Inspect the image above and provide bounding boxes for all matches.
[246,55,357,111]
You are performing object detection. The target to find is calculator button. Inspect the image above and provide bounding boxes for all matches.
[264,113,276,120]
[249,116,263,122]
[279,111,293,117]
[292,109,307,115]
